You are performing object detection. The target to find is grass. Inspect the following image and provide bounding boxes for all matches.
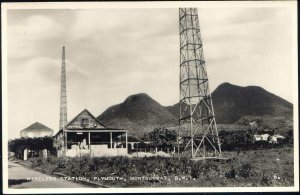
[26,145,294,188]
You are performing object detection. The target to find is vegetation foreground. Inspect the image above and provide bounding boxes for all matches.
[25,146,294,187]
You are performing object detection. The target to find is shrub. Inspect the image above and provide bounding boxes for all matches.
[191,163,202,178]
[29,157,45,168]
[238,163,252,178]
[57,157,66,168]
[225,166,237,179]
[260,170,271,186]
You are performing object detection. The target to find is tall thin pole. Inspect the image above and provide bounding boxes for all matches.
[59,46,68,153]
[59,46,67,130]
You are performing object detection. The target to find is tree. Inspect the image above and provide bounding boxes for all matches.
[148,128,177,148]
[286,129,293,144]
[8,137,55,159]
[142,133,150,142]
[218,130,255,151]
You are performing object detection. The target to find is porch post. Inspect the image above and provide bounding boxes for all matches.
[110,132,113,148]
[64,131,68,153]
[125,132,128,149]
[121,134,123,148]
[88,132,91,149]
[23,149,28,161]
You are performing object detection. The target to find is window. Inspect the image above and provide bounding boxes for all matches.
[80,118,89,127]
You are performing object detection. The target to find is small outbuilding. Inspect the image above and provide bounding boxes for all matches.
[254,133,270,142]
[114,135,144,150]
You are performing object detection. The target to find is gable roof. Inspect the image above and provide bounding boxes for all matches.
[64,109,106,130]
[21,122,54,132]
[127,135,144,143]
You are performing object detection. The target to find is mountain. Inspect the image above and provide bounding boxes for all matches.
[97,93,177,136]
[98,83,293,136]
[211,83,292,123]
[167,82,293,124]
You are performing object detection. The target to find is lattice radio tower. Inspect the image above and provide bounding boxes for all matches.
[59,46,67,130]
[179,8,221,159]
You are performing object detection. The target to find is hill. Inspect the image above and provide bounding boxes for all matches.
[212,82,292,123]
[97,93,177,136]
[167,82,293,124]
[98,83,293,136]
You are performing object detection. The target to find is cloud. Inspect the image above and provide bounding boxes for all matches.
[8,56,88,90]
[69,9,177,40]
[196,7,295,102]
[5,7,296,139]
[228,8,276,25]
[7,14,65,59]
[65,9,179,100]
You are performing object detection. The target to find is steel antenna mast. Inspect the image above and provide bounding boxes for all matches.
[59,46,68,154]
[59,46,68,130]
[179,8,221,159]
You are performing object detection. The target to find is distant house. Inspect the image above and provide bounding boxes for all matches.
[249,121,258,130]
[19,122,54,160]
[254,134,270,142]
[126,135,144,150]
[20,122,54,138]
[54,109,128,157]
[269,134,285,144]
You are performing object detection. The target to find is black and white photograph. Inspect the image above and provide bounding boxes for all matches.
[1,1,298,193]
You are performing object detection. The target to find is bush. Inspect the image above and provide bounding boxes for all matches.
[225,166,237,179]
[260,170,271,186]
[191,163,202,178]
[238,163,252,178]
[29,157,45,168]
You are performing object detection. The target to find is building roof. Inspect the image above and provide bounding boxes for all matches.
[127,135,143,142]
[54,109,127,137]
[64,109,106,130]
[21,122,54,132]
[20,122,54,138]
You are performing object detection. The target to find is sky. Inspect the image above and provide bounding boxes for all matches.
[4,3,297,139]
